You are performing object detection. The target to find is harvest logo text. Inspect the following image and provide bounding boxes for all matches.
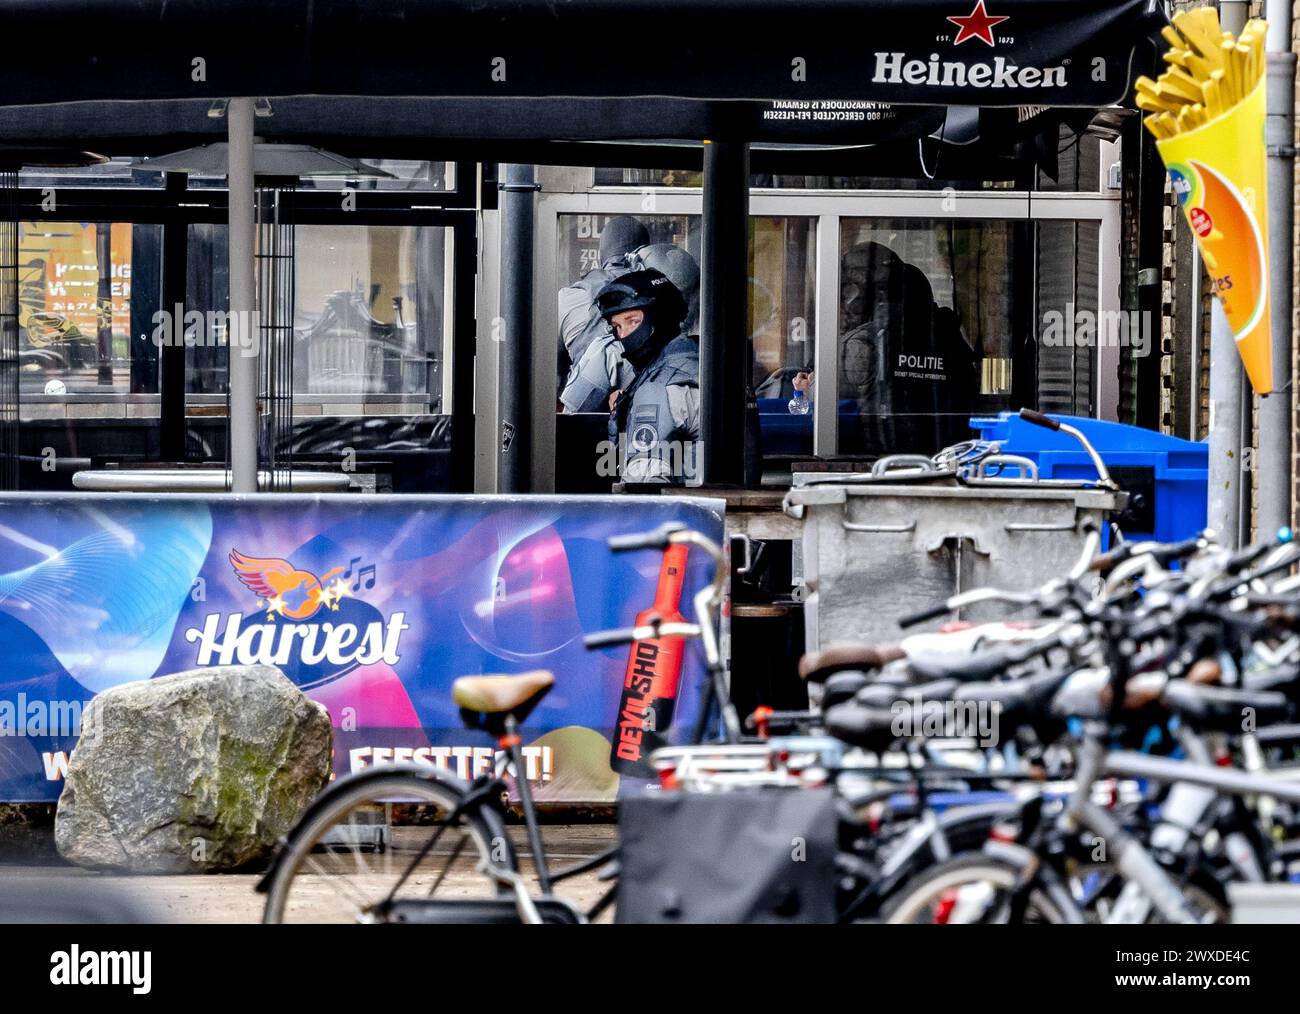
[184,550,407,688]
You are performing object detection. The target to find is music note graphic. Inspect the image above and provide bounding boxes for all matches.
[340,556,376,593]
[352,564,376,592]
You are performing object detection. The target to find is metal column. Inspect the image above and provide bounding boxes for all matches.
[1207,0,1250,546]
[812,214,840,456]
[1260,0,1296,538]
[699,139,750,486]
[0,170,16,490]
[159,173,188,462]
[226,97,258,493]
[497,163,536,493]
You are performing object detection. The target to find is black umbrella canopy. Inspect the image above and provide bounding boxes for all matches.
[0,94,1097,180]
[0,0,1165,113]
[0,96,947,150]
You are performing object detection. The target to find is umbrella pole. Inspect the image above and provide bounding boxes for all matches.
[227,96,258,493]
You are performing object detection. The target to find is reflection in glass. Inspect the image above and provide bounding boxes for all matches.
[837,219,1003,456]
[17,221,161,405]
[294,224,449,408]
[750,217,816,402]
[186,224,453,413]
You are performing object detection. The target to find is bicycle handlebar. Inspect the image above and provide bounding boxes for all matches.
[1018,408,1061,432]
[897,602,953,629]
[1089,533,1206,574]
[607,522,687,552]
[583,620,702,649]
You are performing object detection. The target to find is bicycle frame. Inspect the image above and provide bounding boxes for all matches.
[398,527,734,926]
[993,726,1300,926]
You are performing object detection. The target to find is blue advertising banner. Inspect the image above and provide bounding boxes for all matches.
[0,493,725,803]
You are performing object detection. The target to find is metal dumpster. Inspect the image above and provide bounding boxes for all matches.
[784,479,1123,649]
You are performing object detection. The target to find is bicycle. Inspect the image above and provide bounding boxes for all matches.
[258,523,729,924]
[858,531,1300,923]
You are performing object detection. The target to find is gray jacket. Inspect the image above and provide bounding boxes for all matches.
[611,335,700,484]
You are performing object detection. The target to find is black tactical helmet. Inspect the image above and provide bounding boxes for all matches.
[594,269,688,330]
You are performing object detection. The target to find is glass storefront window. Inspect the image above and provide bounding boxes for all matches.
[299,160,454,192]
[17,221,162,417]
[592,168,703,188]
[554,213,700,411]
[186,223,454,415]
[835,216,1103,457]
[294,224,452,410]
[1036,220,1101,417]
[591,167,1018,191]
[837,217,1026,456]
[750,217,816,397]
[554,212,815,401]
[185,222,229,399]
[1036,128,1104,193]
[557,213,699,282]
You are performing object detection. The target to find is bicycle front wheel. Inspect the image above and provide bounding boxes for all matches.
[263,772,516,924]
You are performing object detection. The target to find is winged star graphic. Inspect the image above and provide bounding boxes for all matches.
[228,550,347,620]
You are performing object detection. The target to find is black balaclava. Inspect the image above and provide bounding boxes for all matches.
[619,308,664,371]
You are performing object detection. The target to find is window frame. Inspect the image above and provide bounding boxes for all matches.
[534,176,1122,485]
[12,159,480,490]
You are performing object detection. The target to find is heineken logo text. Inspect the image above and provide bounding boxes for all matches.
[872,52,1067,89]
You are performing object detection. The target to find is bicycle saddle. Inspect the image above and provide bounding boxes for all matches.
[950,668,1074,722]
[1160,680,1292,732]
[821,702,902,753]
[822,671,871,709]
[454,671,555,735]
[854,678,959,709]
[799,642,904,683]
[905,638,1061,684]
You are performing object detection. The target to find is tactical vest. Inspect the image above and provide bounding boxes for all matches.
[610,334,700,440]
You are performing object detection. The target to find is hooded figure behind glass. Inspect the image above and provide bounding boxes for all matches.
[839,241,974,456]
[557,215,649,405]
[595,269,700,484]
[560,241,700,414]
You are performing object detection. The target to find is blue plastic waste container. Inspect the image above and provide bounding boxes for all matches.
[968,412,1208,544]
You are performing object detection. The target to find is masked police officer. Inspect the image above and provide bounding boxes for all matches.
[561,241,700,416]
[594,269,700,484]
[557,216,649,409]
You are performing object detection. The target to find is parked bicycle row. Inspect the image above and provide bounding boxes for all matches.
[662,519,1300,923]
[257,492,1300,922]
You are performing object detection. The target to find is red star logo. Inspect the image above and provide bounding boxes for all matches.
[947,0,1009,47]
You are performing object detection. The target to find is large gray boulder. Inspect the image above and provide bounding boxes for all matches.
[55,665,332,873]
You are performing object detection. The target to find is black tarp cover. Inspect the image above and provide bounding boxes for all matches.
[0,0,1166,127]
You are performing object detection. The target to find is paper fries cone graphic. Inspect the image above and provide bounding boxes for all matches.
[1137,11,1273,393]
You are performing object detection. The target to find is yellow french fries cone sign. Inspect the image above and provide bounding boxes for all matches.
[1156,78,1272,393]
